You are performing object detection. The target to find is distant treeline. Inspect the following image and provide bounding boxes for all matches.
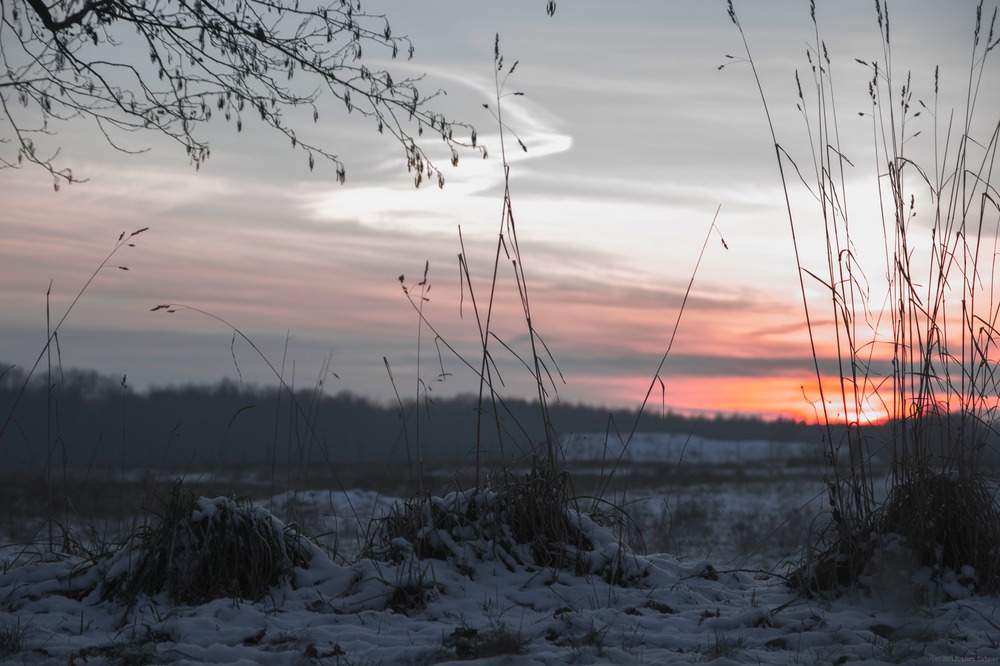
[2,364,829,469]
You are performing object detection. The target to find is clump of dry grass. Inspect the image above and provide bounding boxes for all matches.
[874,472,1000,591]
[441,622,528,660]
[364,456,646,586]
[102,481,313,606]
[0,617,26,661]
[798,471,1000,595]
[727,0,1000,596]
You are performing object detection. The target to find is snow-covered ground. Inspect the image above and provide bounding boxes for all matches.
[4,536,999,665]
[1,435,998,665]
[560,431,831,466]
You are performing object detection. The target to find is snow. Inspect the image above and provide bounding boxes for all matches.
[560,431,870,465]
[4,531,1000,665]
[2,436,999,665]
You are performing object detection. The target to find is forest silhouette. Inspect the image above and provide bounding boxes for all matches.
[1,364,826,468]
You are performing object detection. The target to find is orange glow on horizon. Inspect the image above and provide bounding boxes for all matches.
[571,372,904,425]
[572,369,999,427]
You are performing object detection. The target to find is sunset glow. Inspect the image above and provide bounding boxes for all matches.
[2,1,997,424]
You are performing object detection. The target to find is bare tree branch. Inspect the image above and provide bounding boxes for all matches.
[1,0,483,187]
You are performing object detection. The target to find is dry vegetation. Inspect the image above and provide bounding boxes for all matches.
[2,9,999,638]
[727,0,1000,596]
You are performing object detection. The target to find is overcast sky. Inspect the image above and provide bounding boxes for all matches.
[2,1,997,421]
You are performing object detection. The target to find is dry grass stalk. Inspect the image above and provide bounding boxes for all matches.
[728,0,1000,595]
[379,36,646,588]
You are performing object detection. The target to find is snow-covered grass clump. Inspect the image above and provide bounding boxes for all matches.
[100,482,313,608]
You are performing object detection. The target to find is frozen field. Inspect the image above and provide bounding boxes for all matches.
[1,435,998,664]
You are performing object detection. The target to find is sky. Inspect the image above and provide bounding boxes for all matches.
[2,0,998,422]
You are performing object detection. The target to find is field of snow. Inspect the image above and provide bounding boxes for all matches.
[560,432,831,466]
[1,435,998,665]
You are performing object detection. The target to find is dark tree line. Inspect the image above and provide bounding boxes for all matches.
[0,364,825,469]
